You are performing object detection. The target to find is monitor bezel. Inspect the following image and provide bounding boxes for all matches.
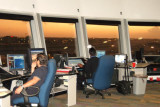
[7,54,26,71]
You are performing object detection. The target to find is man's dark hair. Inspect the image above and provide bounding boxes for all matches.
[37,53,48,66]
[89,47,96,56]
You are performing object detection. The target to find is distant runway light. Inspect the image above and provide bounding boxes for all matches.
[103,41,107,43]
[111,45,115,47]
[64,46,68,49]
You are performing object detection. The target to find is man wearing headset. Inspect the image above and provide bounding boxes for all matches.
[11,53,48,106]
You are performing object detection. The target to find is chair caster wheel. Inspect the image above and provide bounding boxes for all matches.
[86,95,89,98]
[108,93,111,96]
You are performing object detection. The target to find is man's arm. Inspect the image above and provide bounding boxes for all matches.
[15,76,40,94]
[31,61,37,74]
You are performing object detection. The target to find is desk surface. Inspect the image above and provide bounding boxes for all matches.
[0,67,76,81]
[128,63,150,68]
[117,63,150,68]
[56,72,77,76]
[0,87,11,98]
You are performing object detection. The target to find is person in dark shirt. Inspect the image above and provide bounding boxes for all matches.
[11,53,48,106]
[78,47,99,79]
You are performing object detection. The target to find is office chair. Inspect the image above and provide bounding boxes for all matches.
[12,59,57,107]
[84,55,115,99]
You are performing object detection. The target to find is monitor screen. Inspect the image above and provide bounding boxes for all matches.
[115,54,126,64]
[30,48,45,55]
[96,50,106,58]
[7,54,25,71]
[68,58,84,67]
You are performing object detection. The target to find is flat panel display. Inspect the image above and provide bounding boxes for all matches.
[68,58,84,67]
[115,54,126,64]
[96,50,106,58]
[7,54,25,71]
[27,48,45,72]
[30,48,45,55]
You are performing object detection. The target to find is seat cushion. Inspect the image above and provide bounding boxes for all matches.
[12,96,39,105]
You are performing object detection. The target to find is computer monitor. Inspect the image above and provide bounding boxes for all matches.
[29,48,45,55]
[54,54,63,66]
[115,54,127,64]
[63,53,68,65]
[27,48,45,72]
[135,51,143,61]
[96,50,106,58]
[7,54,25,72]
[68,58,84,67]
[54,53,68,68]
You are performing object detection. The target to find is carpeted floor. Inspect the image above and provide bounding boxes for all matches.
[48,83,160,107]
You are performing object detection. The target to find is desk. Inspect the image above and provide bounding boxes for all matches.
[0,87,11,107]
[117,67,147,81]
[51,73,77,106]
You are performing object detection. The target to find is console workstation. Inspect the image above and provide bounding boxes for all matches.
[52,55,86,106]
[114,54,148,82]
[0,48,46,106]
[0,47,87,106]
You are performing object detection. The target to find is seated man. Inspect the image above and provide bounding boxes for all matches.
[11,53,48,106]
[78,47,99,79]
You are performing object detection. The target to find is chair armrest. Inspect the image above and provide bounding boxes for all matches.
[21,86,40,97]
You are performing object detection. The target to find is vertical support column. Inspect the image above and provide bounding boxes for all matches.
[30,13,42,48]
[119,19,132,61]
[76,17,89,58]
[30,13,47,54]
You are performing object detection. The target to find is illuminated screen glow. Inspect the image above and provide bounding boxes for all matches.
[115,54,126,63]
[7,54,25,71]
[96,50,106,58]
[68,59,84,66]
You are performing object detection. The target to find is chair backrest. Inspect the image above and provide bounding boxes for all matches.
[93,55,115,90]
[39,59,57,107]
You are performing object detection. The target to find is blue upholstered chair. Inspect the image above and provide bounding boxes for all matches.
[85,55,115,99]
[12,59,57,107]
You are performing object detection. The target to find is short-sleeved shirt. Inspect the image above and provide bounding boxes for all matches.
[27,66,48,88]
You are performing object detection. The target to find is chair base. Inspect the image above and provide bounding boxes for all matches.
[86,90,111,99]
[83,82,93,94]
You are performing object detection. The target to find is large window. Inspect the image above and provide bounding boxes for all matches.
[0,19,32,66]
[86,23,119,55]
[42,21,78,58]
[129,25,160,57]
